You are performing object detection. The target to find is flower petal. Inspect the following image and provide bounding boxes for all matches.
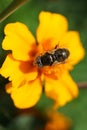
[2,22,36,61]
[45,72,78,109]
[60,31,85,65]
[0,54,38,88]
[36,11,68,49]
[6,78,42,108]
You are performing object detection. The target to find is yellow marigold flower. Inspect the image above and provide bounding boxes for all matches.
[0,11,85,109]
[45,110,72,130]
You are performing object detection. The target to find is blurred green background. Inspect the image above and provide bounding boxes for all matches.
[0,0,87,130]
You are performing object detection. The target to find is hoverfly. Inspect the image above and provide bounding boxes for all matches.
[34,45,70,67]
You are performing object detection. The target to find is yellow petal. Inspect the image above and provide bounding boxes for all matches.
[0,54,38,88]
[60,31,85,65]
[2,22,36,61]
[36,11,68,48]
[45,72,78,109]
[6,78,42,108]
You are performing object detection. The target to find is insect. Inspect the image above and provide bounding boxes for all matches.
[34,46,70,67]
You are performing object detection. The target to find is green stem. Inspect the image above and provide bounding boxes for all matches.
[78,82,87,88]
[0,0,29,23]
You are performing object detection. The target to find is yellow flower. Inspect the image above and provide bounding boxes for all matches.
[45,110,72,130]
[0,11,85,109]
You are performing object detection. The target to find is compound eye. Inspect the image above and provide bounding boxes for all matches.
[63,49,70,58]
